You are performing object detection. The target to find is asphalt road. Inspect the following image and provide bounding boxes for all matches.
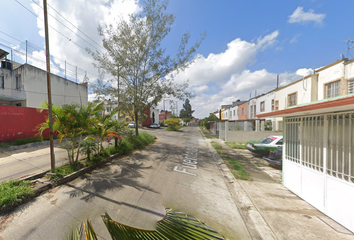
[0,127,250,240]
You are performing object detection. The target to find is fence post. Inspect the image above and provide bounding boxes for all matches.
[225,121,229,142]
[244,121,248,131]
[255,120,259,132]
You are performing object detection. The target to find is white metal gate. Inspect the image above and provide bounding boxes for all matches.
[284,112,354,232]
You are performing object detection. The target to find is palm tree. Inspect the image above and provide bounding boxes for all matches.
[109,120,126,148]
[80,139,99,161]
[37,101,104,165]
[91,109,120,153]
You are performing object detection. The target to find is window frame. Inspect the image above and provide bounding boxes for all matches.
[0,75,4,89]
[325,79,341,98]
[16,74,22,90]
[260,101,265,112]
[287,92,297,107]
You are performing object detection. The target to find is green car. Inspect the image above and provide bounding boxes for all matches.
[246,136,283,155]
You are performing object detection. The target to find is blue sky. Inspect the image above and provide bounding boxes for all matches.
[1,0,354,118]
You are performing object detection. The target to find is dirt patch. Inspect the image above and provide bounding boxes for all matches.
[50,199,58,205]
[0,214,14,232]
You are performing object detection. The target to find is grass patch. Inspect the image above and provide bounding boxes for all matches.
[205,136,212,139]
[224,155,250,180]
[210,141,250,180]
[0,180,35,212]
[166,125,183,131]
[210,141,223,154]
[47,164,82,183]
[225,142,246,149]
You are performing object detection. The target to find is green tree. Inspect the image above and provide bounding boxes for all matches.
[80,139,99,161]
[179,98,194,122]
[37,102,104,165]
[89,0,205,136]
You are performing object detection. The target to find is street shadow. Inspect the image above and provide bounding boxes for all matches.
[65,161,159,203]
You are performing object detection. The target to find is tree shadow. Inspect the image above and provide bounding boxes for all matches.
[65,161,159,203]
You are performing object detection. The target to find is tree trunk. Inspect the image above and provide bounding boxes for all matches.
[135,110,139,136]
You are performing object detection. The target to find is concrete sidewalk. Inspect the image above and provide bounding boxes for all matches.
[206,137,354,240]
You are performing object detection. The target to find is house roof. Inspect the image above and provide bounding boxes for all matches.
[0,49,9,60]
[257,94,354,118]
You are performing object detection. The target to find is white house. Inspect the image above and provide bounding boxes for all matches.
[258,58,354,233]
[0,49,88,108]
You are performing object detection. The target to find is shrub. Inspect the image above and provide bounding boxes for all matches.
[47,164,81,183]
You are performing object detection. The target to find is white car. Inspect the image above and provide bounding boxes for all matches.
[150,123,160,128]
[127,122,135,128]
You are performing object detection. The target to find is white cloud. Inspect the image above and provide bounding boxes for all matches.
[193,85,208,93]
[173,31,280,87]
[30,0,141,84]
[296,68,314,77]
[288,7,326,25]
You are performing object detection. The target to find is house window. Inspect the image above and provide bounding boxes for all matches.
[271,99,274,111]
[275,100,279,111]
[250,106,253,118]
[0,75,4,89]
[237,109,239,116]
[125,117,130,122]
[325,80,341,98]
[233,110,235,116]
[241,108,244,115]
[253,104,256,117]
[16,74,22,90]
[287,92,297,107]
[348,80,354,94]
[260,101,265,112]
[16,103,21,107]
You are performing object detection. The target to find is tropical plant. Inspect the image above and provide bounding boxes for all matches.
[109,120,126,148]
[37,101,104,165]
[80,138,99,161]
[90,109,120,153]
[70,208,226,240]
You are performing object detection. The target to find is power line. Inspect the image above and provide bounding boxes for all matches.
[46,2,105,51]
[14,0,88,52]
[0,31,23,43]
[30,0,104,53]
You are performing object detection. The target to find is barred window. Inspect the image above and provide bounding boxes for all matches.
[0,75,4,89]
[348,80,354,94]
[287,92,297,107]
[325,80,341,98]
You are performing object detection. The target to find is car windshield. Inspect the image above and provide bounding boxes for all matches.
[259,137,274,144]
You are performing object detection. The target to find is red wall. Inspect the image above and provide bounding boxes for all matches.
[0,105,49,142]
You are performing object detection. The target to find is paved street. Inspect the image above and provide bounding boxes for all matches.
[0,142,69,183]
[0,127,250,240]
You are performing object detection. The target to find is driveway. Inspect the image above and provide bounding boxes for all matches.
[0,127,250,240]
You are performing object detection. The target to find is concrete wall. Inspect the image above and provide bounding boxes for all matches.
[22,64,88,108]
[225,130,282,143]
[0,64,88,108]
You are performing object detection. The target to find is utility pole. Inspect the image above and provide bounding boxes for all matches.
[43,0,55,173]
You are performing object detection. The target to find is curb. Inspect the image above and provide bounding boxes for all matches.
[199,129,277,240]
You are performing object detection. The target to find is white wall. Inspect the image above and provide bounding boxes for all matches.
[22,64,88,108]
[317,61,344,100]
[274,75,313,110]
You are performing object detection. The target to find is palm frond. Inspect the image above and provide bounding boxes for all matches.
[70,208,226,240]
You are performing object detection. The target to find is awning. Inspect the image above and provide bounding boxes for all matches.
[0,94,26,102]
[257,95,354,118]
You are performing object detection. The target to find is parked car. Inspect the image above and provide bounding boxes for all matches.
[150,123,160,128]
[263,146,283,166]
[127,122,135,128]
[246,136,283,155]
